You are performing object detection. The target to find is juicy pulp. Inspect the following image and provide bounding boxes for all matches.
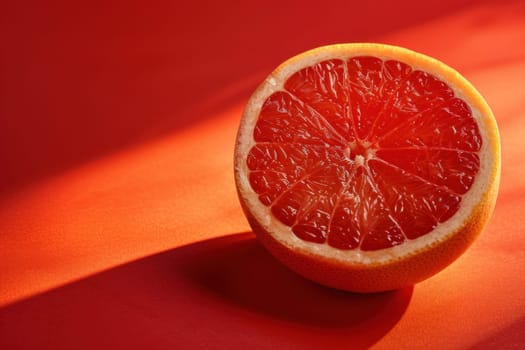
[247,57,482,251]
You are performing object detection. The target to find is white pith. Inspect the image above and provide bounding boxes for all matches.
[234,43,499,265]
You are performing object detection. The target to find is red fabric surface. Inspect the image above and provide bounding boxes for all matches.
[1,1,524,348]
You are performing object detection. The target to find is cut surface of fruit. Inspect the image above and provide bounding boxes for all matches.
[234,43,500,292]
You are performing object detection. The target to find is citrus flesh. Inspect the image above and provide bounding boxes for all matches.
[235,44,500,292]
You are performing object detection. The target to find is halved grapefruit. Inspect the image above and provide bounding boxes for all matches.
[234,43,500,292]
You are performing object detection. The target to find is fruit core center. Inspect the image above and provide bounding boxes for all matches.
[348,141,374,165]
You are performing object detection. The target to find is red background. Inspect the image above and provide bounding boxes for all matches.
[1,0,524,348]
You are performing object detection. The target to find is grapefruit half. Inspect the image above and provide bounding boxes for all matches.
[234,43,500,293]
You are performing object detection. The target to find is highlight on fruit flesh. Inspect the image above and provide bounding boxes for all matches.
[234,43,500,292]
